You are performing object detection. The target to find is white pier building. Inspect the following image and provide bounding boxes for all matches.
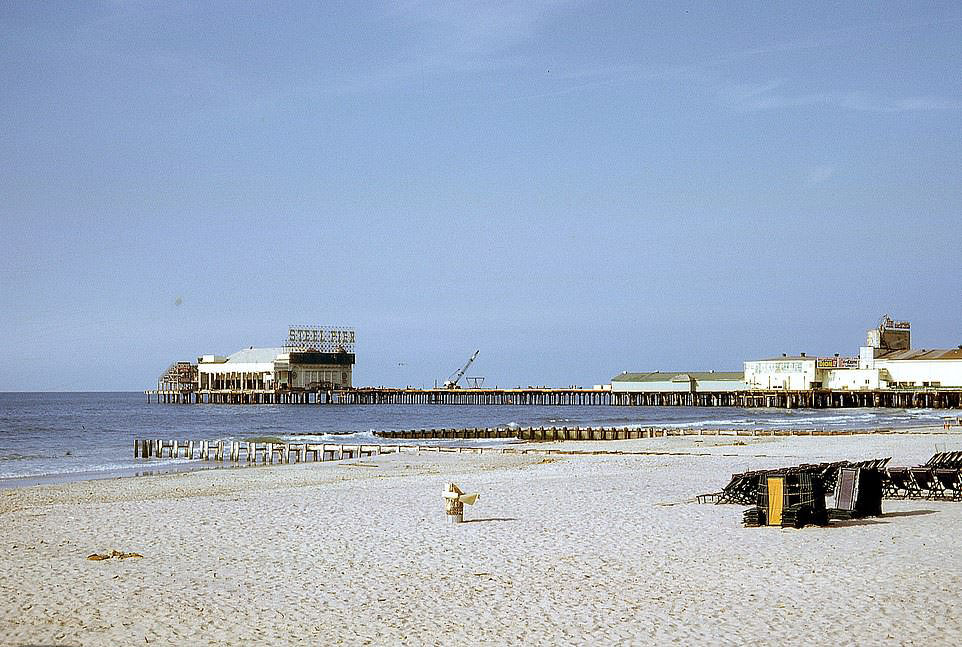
[745,316,962,391]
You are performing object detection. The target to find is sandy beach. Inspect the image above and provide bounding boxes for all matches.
[2,428,962,646]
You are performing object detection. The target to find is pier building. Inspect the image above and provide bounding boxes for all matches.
[611,371,746,393]
[197,347,354,391]
[744,355,819,391]
[744,317,962,390]
[151,325,355,403]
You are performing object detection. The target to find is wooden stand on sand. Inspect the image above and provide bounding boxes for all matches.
[444,483,464,523]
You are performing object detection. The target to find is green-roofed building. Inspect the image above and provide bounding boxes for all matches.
[611,370,746,393]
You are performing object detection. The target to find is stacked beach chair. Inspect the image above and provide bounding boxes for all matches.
[707,461,852,508]
[742,467,829,528]
[882,452,962,500]
[701,459,890,529]
[707,452,962,528]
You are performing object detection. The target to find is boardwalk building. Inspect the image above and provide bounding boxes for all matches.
[745,317,962,391]
[198,347,354,391]
[610,316,962,408]
[151,326,356,403]
[612,371,746,393]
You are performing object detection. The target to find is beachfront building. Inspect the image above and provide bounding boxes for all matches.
[744,355,819,390]
[611,371,747,393]
[869,349,962,389]
[149,325,357,403]
[197,347,354,391]
[744,317,962,391]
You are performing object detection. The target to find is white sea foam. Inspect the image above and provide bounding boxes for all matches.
[0,457,194,480]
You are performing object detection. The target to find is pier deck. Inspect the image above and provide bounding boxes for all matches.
[145,387,610,405]
[144,386,962,409]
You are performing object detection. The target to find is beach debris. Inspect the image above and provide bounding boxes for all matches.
[443,482,479,523]
[87,550,144,561]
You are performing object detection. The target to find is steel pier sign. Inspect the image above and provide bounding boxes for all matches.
[285,326,356,353]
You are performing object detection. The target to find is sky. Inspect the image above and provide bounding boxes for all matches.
[1,1,961,391]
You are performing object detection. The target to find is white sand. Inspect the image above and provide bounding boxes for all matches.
[2,429,962,646]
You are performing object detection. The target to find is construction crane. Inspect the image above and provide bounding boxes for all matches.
[444,350,479,389]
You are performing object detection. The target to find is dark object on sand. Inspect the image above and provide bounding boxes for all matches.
[828,467,883,519]
[752,470,828,528]
[881,454,962,500]
[731,463,889,529]
[925,451,962,469]
[705,458,889,508]
[87,550,143,561]
[742,507,765,527]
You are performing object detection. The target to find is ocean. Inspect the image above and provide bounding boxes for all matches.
[0,392,958,487]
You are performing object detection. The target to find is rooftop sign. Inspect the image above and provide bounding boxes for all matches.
[880,315,910,330]
[285,325,355,353]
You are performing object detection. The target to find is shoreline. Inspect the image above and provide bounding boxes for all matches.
[2,423,959,492]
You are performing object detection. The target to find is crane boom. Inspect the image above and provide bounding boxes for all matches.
[444,350,479,389]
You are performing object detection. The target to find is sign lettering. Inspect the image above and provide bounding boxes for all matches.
[285,326,355,352]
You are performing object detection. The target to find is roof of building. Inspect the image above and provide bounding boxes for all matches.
[748,355,815,362]
[876,348,962,361]
[612,371,744,383]
[225,347,285,364]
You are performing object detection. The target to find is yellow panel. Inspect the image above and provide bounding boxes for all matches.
[767,477,783,526]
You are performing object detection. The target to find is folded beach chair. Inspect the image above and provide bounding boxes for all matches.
[884,468,920,499]
[910,468,944,499]
[718,472,763,506]
[716,473,747,505]
[933,469,961,501]
[819,461,848,493]
[878,468,897,499]
[742,507,765,527]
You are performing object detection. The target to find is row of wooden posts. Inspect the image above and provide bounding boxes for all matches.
[134,439,552,464]
[135,423,929,464]
[374,426,905,441]
[132,440,609,466]
[134,439,386,463]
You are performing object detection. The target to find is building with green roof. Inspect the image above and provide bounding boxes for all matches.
[611,371,746,393]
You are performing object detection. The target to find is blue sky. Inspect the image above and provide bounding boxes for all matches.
[1,1,960,390]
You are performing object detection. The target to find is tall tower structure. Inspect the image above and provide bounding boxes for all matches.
[861,315,910,368]
[866,315,911,352]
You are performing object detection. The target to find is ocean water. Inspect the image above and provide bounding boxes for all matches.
[0,392,958,487]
